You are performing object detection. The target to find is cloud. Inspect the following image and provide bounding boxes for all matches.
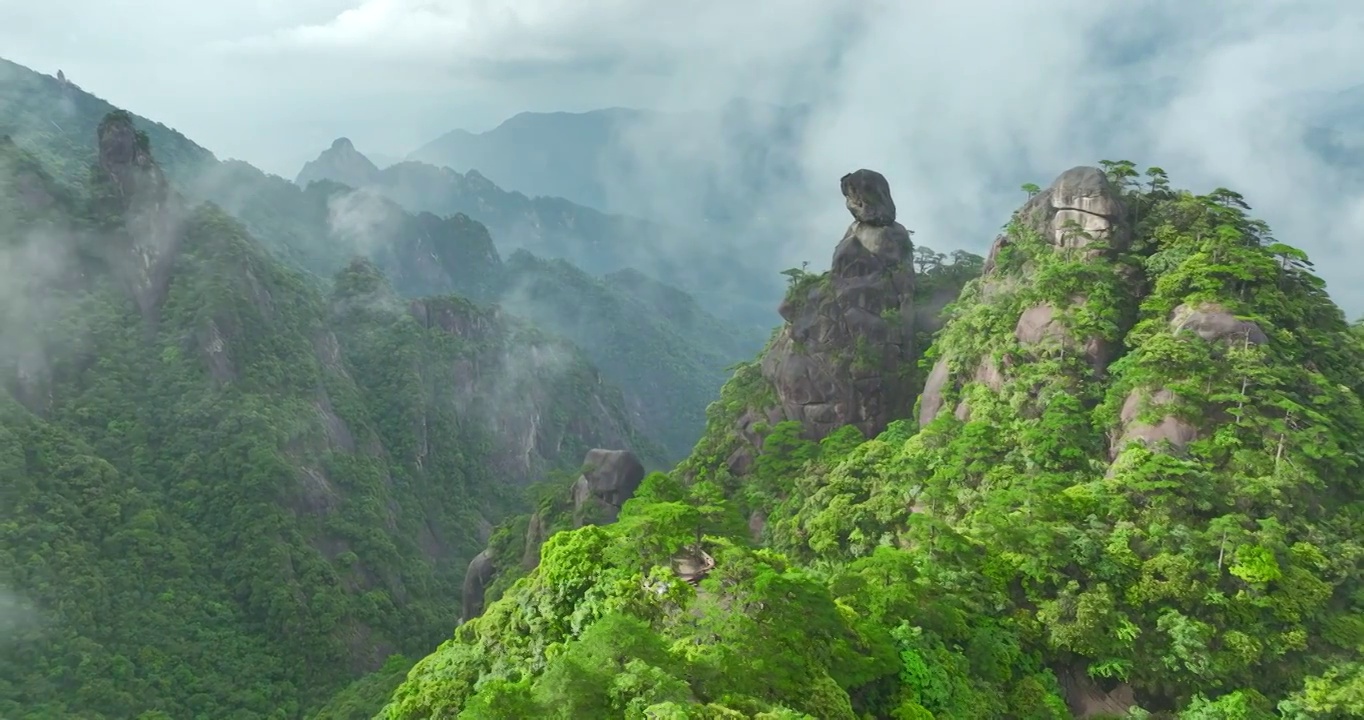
[4,0,1364,315]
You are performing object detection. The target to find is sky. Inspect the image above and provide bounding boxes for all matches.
[3,0,1364,313]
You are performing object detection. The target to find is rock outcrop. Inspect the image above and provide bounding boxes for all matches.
[1107,302,1269,459]
[921,166,1130,426]
[94,111,184,316]
[459,447,646,623]
[571,448,646,526]
[759,169,917,440]
[460,549,496,622]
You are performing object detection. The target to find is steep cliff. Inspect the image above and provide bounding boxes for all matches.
[679,169,918,487]
[0,116,659,719]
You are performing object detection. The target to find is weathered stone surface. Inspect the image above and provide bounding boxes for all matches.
[918,358,952,426]
[1020,166,1128,252]
[571,448,646,526]
[1171,302,1268,346]
[1112,387,1197,458]
[1013,300,1112,372]
[96,112,182,316]
[998,166,1129,261]
[460,549,495,622]
[840,168,897,225]
[758,170,917,440]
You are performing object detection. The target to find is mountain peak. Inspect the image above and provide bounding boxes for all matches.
[296,137,380,189]
[96,109,169,208]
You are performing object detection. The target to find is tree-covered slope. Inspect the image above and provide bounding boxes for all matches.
[0,112,659,719]
[0,55,762,462]
[377,163,1364,719]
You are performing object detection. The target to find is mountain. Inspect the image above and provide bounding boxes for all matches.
[0,101,664,719]
[291,139,769,460]
[1,57,763,461]
[408,108,646,213]
[406,102,809,227]
[298,133,782,330]
[375,164,1364,718]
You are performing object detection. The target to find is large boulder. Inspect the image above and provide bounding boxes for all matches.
[571,449,646,526]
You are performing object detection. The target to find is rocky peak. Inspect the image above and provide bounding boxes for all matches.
[296,137,381,190]
[840,168,898,226]
[94,110,181,316]
[921,165,1131,426]
[97,110,170,213]
[984,165,1127,274]
[758,170,917,443]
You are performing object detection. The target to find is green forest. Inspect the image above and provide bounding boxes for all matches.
[369,164,1364,719]
[3,57,1364,720]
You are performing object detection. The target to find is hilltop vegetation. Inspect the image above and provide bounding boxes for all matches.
[1,57,763,462]
[378,163,1364,719]
[0,112,658,718]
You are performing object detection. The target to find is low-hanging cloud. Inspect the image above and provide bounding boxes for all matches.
[4,1,1364,315]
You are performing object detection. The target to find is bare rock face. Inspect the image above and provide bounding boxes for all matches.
[460,549,495,622]
[1111,387,1197,459]
[405,296,637,485]
[984,166,1128,275]
[1171,302,1268,345]
[1108,303,1265,460]
[840,168,897,225]
[571,449,646,526]
[760,169,917,440]
[95,111,182,316]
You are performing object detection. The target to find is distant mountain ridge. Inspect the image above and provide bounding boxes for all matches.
[406,102,810,228]
[2,56,764,461]
[298,133,781,330]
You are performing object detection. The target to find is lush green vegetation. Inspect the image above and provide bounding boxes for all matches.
[0,114,656,718]
[1,57,763,462]
[379,164,1364,718]
[7,54,1364,720]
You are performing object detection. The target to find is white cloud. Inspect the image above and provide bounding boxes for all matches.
[2,0,1363,314]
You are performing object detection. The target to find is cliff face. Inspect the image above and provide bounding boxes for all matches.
[90,111,185,316]
[0,118,662,718]
[763,169,916,440]
[682,169,918,480]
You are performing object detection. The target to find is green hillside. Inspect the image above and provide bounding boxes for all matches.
[0,111,657,718]
[377,164,1364,719]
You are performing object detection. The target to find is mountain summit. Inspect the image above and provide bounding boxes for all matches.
[295,136,381,189]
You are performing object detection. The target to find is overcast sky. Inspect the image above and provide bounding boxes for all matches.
[3,0,1364,314]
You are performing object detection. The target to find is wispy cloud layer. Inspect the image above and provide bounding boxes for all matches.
[3,0,1363,312]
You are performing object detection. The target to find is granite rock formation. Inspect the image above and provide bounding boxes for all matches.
[759,169,917,440]
[920,166,1131,426]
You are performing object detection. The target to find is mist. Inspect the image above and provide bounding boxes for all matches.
[3,1,1363,316]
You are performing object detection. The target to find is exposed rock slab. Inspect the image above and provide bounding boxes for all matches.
[571,448,646,526]
[1112,387,1197,458]
[1171,302,1268,346]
